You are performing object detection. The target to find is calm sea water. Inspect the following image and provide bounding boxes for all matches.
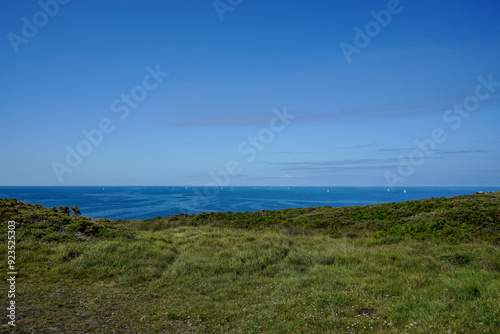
[0,186,497,220]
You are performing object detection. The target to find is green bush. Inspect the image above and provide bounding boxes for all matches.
[41,232,74,243]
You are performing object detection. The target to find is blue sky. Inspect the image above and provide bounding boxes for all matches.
[0,0,499,186]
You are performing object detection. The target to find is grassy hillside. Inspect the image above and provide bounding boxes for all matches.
[1,193,499,333]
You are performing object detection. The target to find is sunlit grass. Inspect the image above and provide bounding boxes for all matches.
[0,226,497,333]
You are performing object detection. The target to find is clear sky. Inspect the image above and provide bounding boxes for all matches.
[1,0,499,186]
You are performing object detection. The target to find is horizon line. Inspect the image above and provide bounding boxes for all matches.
[1,185,499,188]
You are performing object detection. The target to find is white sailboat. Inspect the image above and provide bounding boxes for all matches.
[404,189,406,193]
[387,188,390,192]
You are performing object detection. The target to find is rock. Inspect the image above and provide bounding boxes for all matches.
[476,191,485,194]
[356,308,375,315]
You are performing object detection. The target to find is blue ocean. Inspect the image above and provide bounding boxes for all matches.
[0,186,497,220]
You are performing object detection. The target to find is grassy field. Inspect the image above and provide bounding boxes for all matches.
[1,192,499,333]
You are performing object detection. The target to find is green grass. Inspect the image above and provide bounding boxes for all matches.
[1,192,499,333]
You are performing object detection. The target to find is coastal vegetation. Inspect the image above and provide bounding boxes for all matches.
[1,192,499,333]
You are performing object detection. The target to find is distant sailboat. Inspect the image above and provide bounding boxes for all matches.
[327,189,329,193]
[404,189,407,193]
[387,188,390,192]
